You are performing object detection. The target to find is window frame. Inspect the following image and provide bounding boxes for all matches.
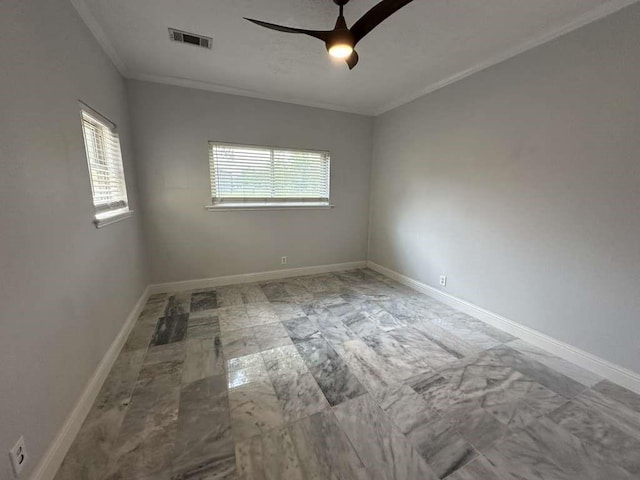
[79,102,133,228]
[206,141,333,211]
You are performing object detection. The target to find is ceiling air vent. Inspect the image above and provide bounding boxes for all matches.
[168,28,212,49]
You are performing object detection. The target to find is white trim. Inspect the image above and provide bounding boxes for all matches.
[205,204,334,212]
[30,286,151,480]
[367,261,640,395]
[71,0,637,117]
[31,261,366,479]
[148,261,367,295]
[68,0,127,75]
[129,73,375,116]
[31,255,640,479]
[94,210,135,228]
[374,0,640,115]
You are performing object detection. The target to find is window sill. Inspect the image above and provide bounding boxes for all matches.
[205,203,334,212]
[94,210,134,228]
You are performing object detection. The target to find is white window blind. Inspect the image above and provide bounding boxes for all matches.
[208,142,330,205]
[81,108,129,218]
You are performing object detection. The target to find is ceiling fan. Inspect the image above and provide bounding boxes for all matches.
[245,0,415,70]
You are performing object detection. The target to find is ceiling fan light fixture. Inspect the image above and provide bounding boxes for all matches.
[327,26,355,60]
[245,0,416,70]
[328,43,353,59]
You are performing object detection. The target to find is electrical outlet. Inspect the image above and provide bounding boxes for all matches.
[9,436,28,476]
[281,256,287,265]
[439,275,447,287]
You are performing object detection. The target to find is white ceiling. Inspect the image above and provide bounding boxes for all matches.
[71,0,637,115]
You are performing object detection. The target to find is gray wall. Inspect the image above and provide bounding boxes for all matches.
[0,0,148,477]
[369,3,640,373]
[127,81,373,284]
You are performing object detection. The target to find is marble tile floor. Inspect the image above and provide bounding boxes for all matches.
[54,269,640,480]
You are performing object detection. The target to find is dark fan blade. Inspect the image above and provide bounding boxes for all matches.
[350,0,415,44]
[345,50,359,70]
[244,18,331,42]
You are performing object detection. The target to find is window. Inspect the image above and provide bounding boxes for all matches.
[80,105,132,227]
[208,142,332,209]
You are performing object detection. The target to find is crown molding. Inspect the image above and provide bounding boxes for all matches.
[374,0,640,115]
[127,72,374,116]
[69,0,128,75]
[70,0,638,117]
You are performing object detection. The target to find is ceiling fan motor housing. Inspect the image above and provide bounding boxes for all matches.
[245,0,416,69]
[327,13,354,52]
[326,27,355,52]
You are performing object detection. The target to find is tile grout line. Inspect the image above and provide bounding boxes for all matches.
[57,269,640,480]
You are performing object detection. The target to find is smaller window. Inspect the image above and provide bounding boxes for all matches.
[208,142,331,209]
[80,105,131,227]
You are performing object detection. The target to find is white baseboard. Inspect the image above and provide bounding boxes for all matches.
[32,261,367,479]
[368,261,640,395]
[148,261,368,294]
[30,286,151,480]
[36,257,640,480]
